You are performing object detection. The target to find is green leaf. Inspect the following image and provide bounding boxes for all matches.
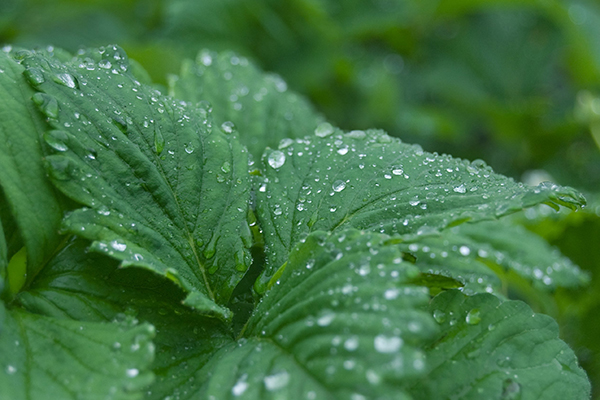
[0,51,64,287]
[408,290,591,399]
[0,302,155,400]
[169,49,323,161]
[399,220,589,295]
[185,230,437,399]
[22,45,253,319]
[254,127,585,288]
[11,238,234,400]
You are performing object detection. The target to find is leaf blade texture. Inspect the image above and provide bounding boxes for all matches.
[408,290,591,399]
[22,46,253,319]
[170,49,323,161]
[254,127,586,288]
[0,302,155,400]
[0,51,64,287]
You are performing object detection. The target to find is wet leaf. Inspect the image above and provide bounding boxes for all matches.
[0,51,64,289]
[409,290,591,399]
[186,230,437,399]
[22,46,253,320]
[170,49,323,161]
[254,127,585,288]
[0,301,155,400]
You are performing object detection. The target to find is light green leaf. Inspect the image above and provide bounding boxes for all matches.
[184,230,437,399]
[0,51,64,287]
[169,49,323,161]
[22,45,253,319]
[0,302,155,400]
[408,290,591,399]
[254,128,585,288]
[400,220,589,295]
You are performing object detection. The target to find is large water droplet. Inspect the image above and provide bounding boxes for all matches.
[466,309,481,325]
[268,150,286,169]
[54,73,77,89]
[24,67,45,85]
[332,180,346,192]
[154,129,165,155]
[374,335,402,353]
[315,122,334,137]
[221,121,235,134]
[32,93,59,119]
[264,371,290,391]
[433,310,446,324]
[453,184,467,194]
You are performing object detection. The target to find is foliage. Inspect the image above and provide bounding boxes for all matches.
[0,42,593,399]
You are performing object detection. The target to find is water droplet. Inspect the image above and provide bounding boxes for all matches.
[466,309,481,325]
[32,93,59,119]
[54,73,77,89]
[154,129,165,155]
[337,146,349,155]
[344,336,359,351]
[24,67,45,85]
[453,184,467,194]
[279,138,294,149]
[44,130,70,152]
[6,365,16,375]
[332,180,346,192]
[221,121,235,134]
[384,288,399,300]
[268,150,286,169]
[232,375,249,396]
[501,379,521,399]
[459,246,471,256]
[110,240,127,252]
[314,122,334,137]
[433,310,446,323]
[317,312,335,327]
[264,371,290,391]
[184,142,194,154]
[374,335,402,353]
[345,130,366,139]
[98,60,112,69]
[126,368,139,377]
[221,161,231,173]
[392,167,404,175]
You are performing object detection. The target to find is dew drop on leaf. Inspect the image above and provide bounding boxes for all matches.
[466,309,481,325]
[332,180,346,192]
[221,121,235,134]
[263,371,290,391]
[314,122,334,137]
[433,310,446,323]
[54,73,77,89]
[373,335,403,353]
[268,150,286,169]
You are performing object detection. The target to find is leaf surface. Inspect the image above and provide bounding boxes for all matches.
[169,49,323,161]
[0,302,155,400]
[12,238,234,400]
[22,46,253,319]
[0,51,64,285]
[254,127,585,288]
[408,290,591,399]
[400,220,589,295]
[185,230,437,399]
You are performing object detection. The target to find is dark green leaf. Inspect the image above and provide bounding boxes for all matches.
[0,302,155,400]
[254,127,585,288]
[399,220,589,295]
[22,46,253,319]
[0,51,64,287]
[189,230,437,399]
[408,290,591,399]
[169,49,323,161]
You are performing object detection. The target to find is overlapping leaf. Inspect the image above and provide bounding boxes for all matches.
[0,302,155,400]
[407,290,591,399]
[399,220,589,295]
[21,46,253,319]
[0,51,64,287]
[188,230,437,399]
[254,127,585,288]
[11,238,234,400]
[169,49,323,161]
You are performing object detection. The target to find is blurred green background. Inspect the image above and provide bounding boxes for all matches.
[2,0,599,396]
